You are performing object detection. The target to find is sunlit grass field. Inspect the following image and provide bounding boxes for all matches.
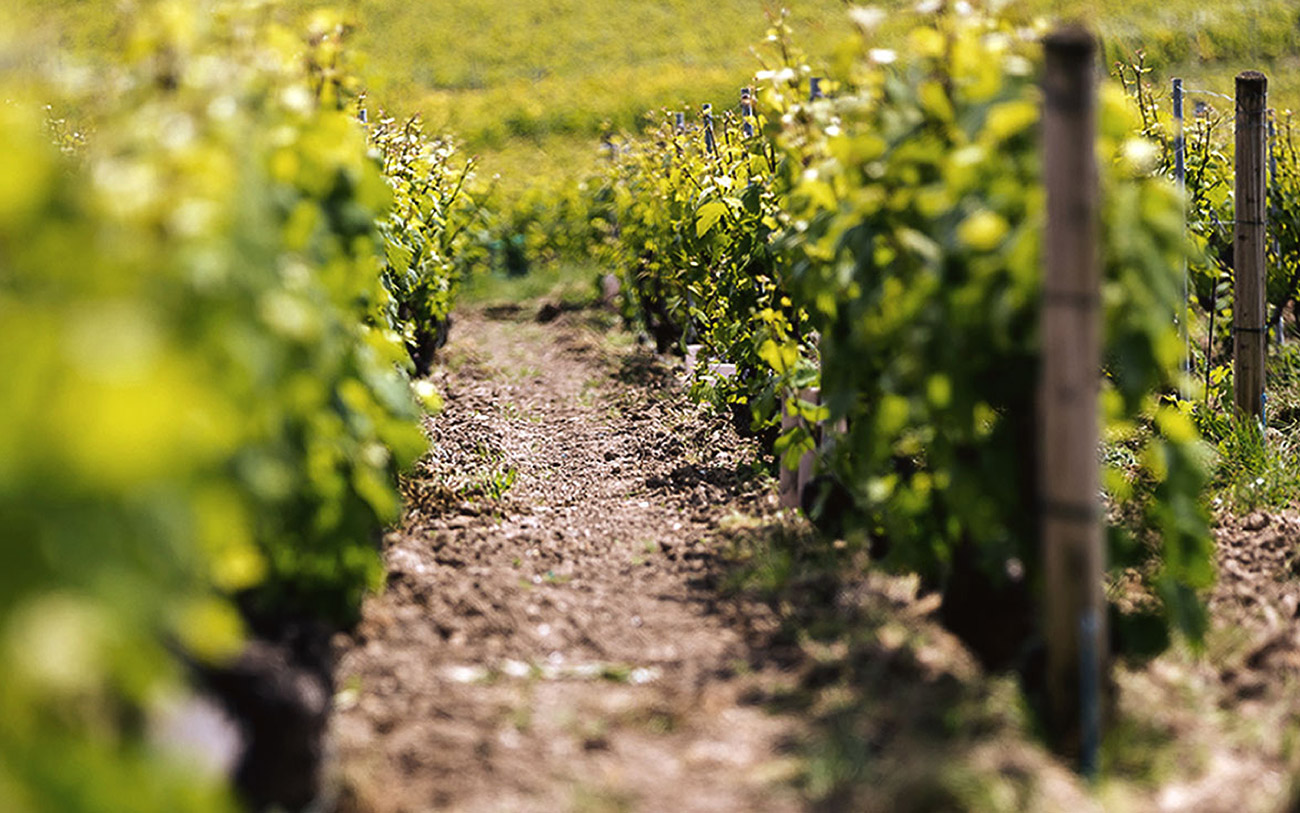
[11,0,1300,187]
[349,0,1300,185]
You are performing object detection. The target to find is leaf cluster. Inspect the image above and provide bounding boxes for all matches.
[592,7,1213,664]
[0,2,448,808]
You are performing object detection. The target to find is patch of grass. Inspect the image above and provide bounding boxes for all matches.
[720,517,828,599]
[570,784,634,813]
[577,376,604,408]
[482,465,518,501]
[439,345,485,375]
[1196,342,1300,513]
[507,703,533,733]
[1208,416,1300,513]
[448,443,520,504]
[503,365,542,383]
[498,401,540,423]
[1100,709,1184,786]
[461,259,600,308]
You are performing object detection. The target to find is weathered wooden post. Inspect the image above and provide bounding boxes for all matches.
[779,403,801,510]
[1234,71,1268,420]
[796,388,817,499]
[1041,27,1105,773]
[777,388,823,511]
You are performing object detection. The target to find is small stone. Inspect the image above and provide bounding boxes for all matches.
[501,659,531,679]
[445,665,488,684]
[1283,593,1300,619]
[1244,512,1270,532]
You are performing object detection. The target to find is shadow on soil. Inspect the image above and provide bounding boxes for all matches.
[615,348,679,390]
[711,519,1058,813]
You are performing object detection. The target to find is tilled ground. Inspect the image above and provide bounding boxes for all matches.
[330,306,803,813]
[327,302,1300,813]
[1115,509,1300,812]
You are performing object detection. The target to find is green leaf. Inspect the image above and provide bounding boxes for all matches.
[695,200,727,238]
[758,338,798,374]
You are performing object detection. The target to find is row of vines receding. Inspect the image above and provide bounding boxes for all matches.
[0,2,483,810]
[586,6,1218,701]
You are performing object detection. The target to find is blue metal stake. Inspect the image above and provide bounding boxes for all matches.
[703,104,717,156]
[1174,78,1189,378]
[741,87,754,138]
[1078,609,1102,780]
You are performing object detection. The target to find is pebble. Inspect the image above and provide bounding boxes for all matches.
[1243,512,1270,532]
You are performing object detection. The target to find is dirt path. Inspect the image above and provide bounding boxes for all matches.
[325,302,1300,813]
[329,306,803,812]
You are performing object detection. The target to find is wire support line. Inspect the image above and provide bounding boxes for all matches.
[1187,219,1273,228]
[1183,88,1235,101]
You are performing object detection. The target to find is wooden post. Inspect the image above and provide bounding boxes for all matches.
[1041,27,1105,773]
[796,388,817,500]
[779,403,800,509]
[740,87,755,138]
[1234,71,1268,420]
[776,389,821,510]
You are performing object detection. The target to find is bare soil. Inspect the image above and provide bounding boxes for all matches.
[327,302,1300,813]
[330,306,803,813]
[1111,509,1300,812]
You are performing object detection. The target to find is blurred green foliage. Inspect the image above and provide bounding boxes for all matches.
[0,1,472,808]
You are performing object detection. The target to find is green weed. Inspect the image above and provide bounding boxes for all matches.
[1208,416,1300,512]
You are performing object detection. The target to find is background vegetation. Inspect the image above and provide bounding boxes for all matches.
[12,0,1300,189]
